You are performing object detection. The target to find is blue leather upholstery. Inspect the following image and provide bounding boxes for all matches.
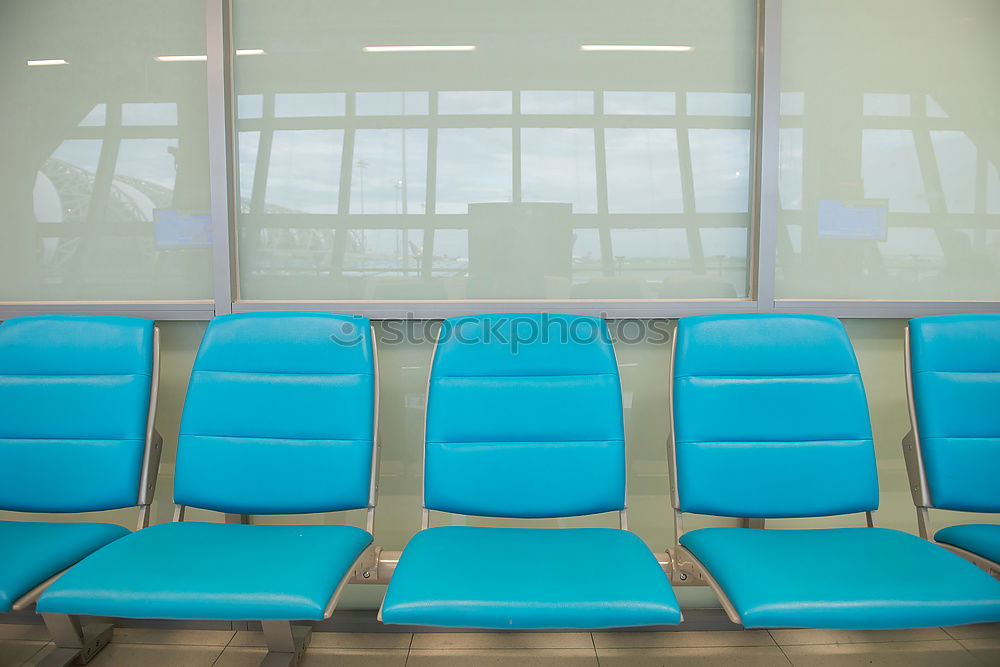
[174,312,375,514]
[381,526,680,629]
[37,522,372,620]
[0,315,154,512]
[385,314,678,630]
[681,527,1000,629]
[425,314,625,518]
[673,314,878,518]
[936,524,1000,565]
[0,521,129,612]
[909,314,1000,512]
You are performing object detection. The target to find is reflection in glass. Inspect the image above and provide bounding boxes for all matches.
[688,129,750,213]
[779,128,803,210]
[605,128,682,214]
[435,128,512,214]
[238,94,263,119]
[861,130,927,213]
[78,104,106,127]
[356,92,428,116]
[438,91,512,115]
[604,91,675,115]
[345,229,425,277]
[266,130,344,213]
[237,130,259,211]
[930,131,976,214]
[521,128,597,213]
[520,91,593,115]
[274,92,346,117]
[779,92,804,116]
[350,129,428,214]
[2,0,211,301]
[113,139,180,220]
[863,93,910,117]
[990,163,1000,215]
[233,0,755,300]
[777,0,1000,300]
[687,92,752,116]
[122,103,178,126]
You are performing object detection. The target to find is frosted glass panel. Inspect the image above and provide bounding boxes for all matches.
[234,0,754,300]
[521,128,597,214]
[0,0,212,301]
[777,0,1000,300]
[605,129,683,214]
[266,130,344,214]
[435,128,513,214]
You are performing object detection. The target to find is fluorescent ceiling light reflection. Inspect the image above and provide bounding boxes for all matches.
[154,54,208,62]
[580,44,693,52]
[27,59,68,66]
[363,45,476,53]
[236,49,266,56]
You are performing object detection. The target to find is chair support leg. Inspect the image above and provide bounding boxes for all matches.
[38,613,113,666]
[259,621,311,667]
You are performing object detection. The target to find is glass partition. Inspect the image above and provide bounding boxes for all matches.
[777,0,1000,300]
[233,0,756,301]
[0,0,212,301]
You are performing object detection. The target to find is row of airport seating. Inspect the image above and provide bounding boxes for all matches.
[0,311,999,667]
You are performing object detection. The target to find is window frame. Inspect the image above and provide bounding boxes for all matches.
[2,0,998,321]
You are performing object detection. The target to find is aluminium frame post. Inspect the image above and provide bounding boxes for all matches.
[206,0,238,316]
[751,0,782,312]
[38,614,113,667]
[260,620,311,667]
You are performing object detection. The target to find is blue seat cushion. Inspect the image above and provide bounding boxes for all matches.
[381,526,680,629]
[936,524,1000,565]
[37,521,372,620]
[681,527,1000,629]
[0,521,129,612]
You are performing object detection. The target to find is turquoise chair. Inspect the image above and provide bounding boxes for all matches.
[38,313,378,667]
[670,313,1000,629]
[904,314,1000,577]
[380,313,680,629]
[0,315,160,662]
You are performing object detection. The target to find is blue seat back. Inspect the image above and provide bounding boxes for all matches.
[0,315,154,512]
[174,312,375,515]
[909,314,1000,512]
[673,314,878,518]
[424,313,626,518]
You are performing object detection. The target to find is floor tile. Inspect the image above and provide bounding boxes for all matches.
[27,642,224,667]
[958,638,1000,665]
[112,627,236,646]
[769,628,950,645]
[405,648,599,666]
[944,623,1000,640]
[214,646,408,667]
[779,639,979,666]
[410,632,592,650]
[230,630,411,648]
[0,625,47,641]
[596,646,791,666]
[0,640,49,667]
[593,629,774,649]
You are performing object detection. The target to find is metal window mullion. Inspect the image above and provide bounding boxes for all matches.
[750,0,781,311]
[249,94,276,214]
[593,91,615,277]
[206,0,237,315]
[674,97,707,276]
[421,96,439,279]
[332,99,357,277]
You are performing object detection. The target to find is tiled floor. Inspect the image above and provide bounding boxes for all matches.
[1,623,998,667]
